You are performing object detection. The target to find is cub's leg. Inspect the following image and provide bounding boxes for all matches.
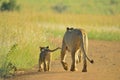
[48,59,51,71]
[38,60,43,72]
[44,60,47,71]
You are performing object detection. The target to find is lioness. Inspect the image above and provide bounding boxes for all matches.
[61,27,94,72]
[38,46,60,72]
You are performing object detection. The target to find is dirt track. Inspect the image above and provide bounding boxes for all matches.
[4,40,120,80]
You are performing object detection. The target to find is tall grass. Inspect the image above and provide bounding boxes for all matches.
[0,12,62,70]
[0,11,120,73]
[0,44,17,78]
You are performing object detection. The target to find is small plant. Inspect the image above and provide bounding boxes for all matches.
[0,44,18,78]
[0,62,17,78]
[52,3,68,13]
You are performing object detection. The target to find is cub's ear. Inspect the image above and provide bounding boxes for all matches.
[70,27,73,30]
[67,27,73,31]
[46,46,49,49]
[39,47,43,51]
[67,27,69,30]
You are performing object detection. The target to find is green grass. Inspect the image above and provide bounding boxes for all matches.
[17,0,120,15]
[88,31,120,41]
[0,13,63,71]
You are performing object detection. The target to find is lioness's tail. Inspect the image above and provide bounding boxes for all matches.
[80,31,94,64]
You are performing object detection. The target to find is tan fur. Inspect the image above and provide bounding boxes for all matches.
[61,27,94,72]
[38,46,60,72]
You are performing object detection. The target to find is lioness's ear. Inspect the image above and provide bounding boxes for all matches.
[46,46,49,48]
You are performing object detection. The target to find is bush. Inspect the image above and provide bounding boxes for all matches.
[0,44,17,78]
[52,3,68,13]
[0,0,20,11]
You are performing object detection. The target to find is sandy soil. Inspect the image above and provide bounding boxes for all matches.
[3,40,120,80]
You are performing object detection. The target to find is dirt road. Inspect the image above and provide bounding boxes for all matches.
[4,40,120,80]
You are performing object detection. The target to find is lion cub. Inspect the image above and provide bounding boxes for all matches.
[38,46,60,72]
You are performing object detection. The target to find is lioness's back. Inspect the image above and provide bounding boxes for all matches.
[63,28,85,51]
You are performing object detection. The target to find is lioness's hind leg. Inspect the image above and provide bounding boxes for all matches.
[82,54,87,72]
[61,43,68,71]
[78,54,81,63]
[76,54,81,64]
[70,50,78,71]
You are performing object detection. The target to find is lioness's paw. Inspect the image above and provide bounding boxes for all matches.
[70,68,78,71]
[82,69,87,72]
[64,66,68,71]
[38,69,43,72]
[61,62,68,71]
[63,63,68,71]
